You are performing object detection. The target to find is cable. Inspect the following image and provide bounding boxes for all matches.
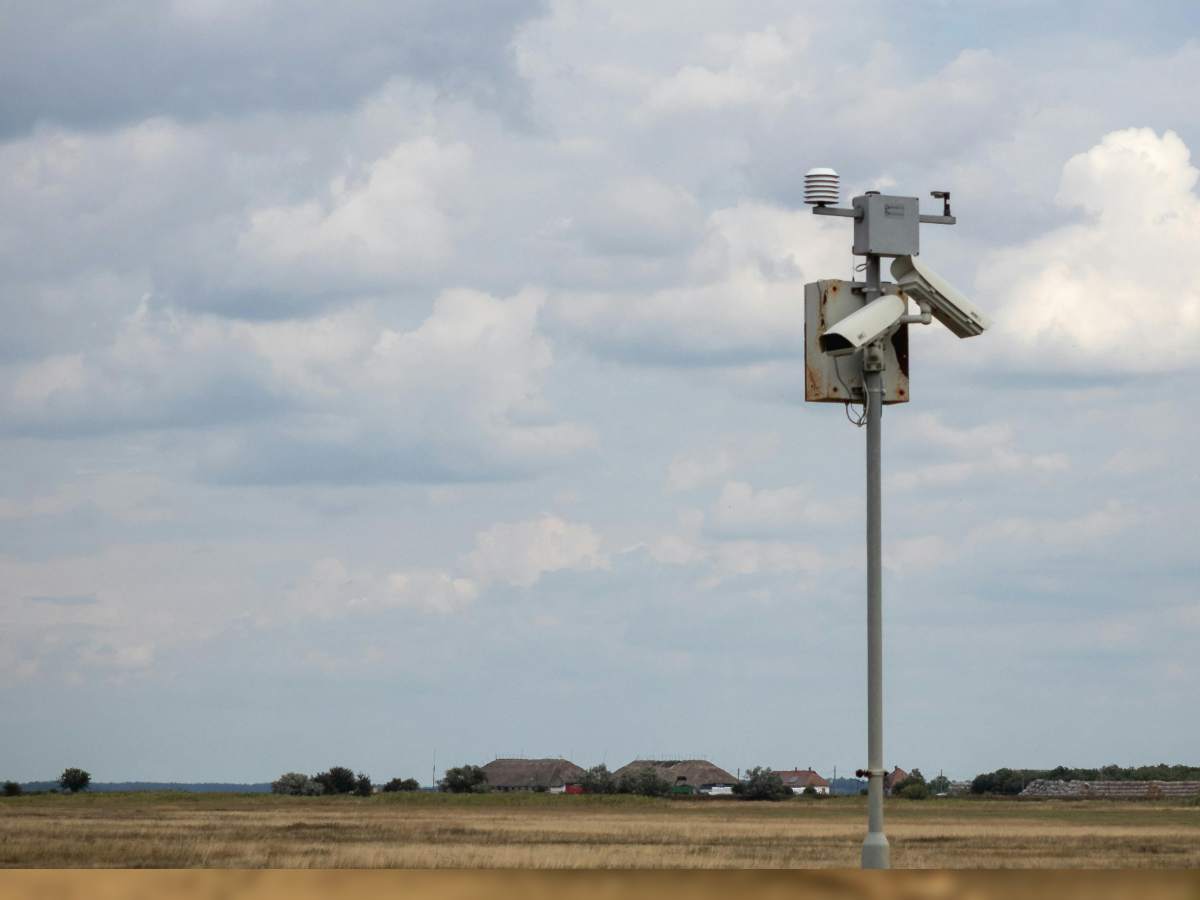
[844,399,865,427]
[834,354,867,427]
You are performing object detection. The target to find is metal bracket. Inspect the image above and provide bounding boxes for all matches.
[899,299,932,326]
[924,191,954,223]
[812,205,862,219]
[862,341,886,373]
[851,281,899,295]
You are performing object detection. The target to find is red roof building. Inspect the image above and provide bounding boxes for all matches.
[776,769,830,795]
[883,767,910,796]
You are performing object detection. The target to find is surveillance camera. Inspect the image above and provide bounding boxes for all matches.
[890,255,990,338]
[818,293,908,357]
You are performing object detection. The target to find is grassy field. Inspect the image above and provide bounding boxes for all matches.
[1,792,1198,868]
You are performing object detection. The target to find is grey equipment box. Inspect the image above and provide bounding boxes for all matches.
[804,280,910,404]
[853,194,919,257]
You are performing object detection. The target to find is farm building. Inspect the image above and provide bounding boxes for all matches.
[883,766,910,796]
[775,769,830,795]
[614,759,738,794]
[479,758,586,792]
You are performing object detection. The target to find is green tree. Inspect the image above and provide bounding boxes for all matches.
[579,764,618,795]
[733,767,792,801]
[928,774,951,795]
[382,777,421,792]
[616,767,672,797]
[440,765,489,793]
[272,772,323,795]
[354,773,373,797]
[313,766,357,795]
[970,767,1025,796]
[892,768,929,799]
[59,768,91,793]
[3,781,22,797]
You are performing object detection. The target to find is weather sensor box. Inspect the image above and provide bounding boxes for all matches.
[853,194,919,257]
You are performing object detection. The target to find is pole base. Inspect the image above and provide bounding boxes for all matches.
[861,832,890,869]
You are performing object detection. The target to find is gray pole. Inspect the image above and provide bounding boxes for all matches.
[861,254,890,869]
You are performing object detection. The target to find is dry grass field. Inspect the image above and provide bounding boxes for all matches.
[1,791,1199,869]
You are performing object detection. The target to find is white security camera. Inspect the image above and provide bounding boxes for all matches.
[890,255,990,338]
[818,294,908,357]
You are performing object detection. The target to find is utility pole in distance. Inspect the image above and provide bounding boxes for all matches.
[802,171,990,869]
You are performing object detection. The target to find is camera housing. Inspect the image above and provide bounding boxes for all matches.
[818,293,907,357]
[890,255,990,338]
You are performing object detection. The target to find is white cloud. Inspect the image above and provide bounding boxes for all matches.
[982,128,1200,372]
[886,535,951,571]
[968,501,1134,549]
[0,473,172,523]
[892,413,1069,491]
[238,138,473,292]
[547,202,847,365]
[707,480,841,537]
[286,558,479,618]
[711,539,825,579]
[464,514,609,588]
[667,449,735,492]
[647,534,706,566]
[381,572,479,615]
[572,176,704,257]
[666,434,779,492]
[4,0,1200,782]
[643,25,804,114]
[2,288,590,482]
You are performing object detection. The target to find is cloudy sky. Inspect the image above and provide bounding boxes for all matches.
[3,0,1199,785]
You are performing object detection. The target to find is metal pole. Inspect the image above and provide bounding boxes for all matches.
[861,254,890,870]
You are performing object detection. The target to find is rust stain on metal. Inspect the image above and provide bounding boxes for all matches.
[805,363,821,400]
[805,278,909,405]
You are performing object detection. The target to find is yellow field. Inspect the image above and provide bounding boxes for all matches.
[1,792,1198,869]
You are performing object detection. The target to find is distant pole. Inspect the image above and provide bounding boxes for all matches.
[861,253,890,870]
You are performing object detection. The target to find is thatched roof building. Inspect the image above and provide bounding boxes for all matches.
[480,758,585,791]
[614,759,738,789]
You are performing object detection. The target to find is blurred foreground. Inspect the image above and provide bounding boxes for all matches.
[1,871,1198,900]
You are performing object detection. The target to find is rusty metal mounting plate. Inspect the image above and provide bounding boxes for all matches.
[804,280,910,404]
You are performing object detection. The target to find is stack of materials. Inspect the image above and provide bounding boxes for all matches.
[1019,780,1200,799]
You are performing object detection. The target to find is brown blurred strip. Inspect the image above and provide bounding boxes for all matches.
[1,871,1199,900]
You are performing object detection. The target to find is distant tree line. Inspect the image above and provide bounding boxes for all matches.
[1,768,92,797]
[971,764,1200,795]
[437,763,688,797]
[440,765,490,793]
[733,767,792,800]
[271,766,422,797]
